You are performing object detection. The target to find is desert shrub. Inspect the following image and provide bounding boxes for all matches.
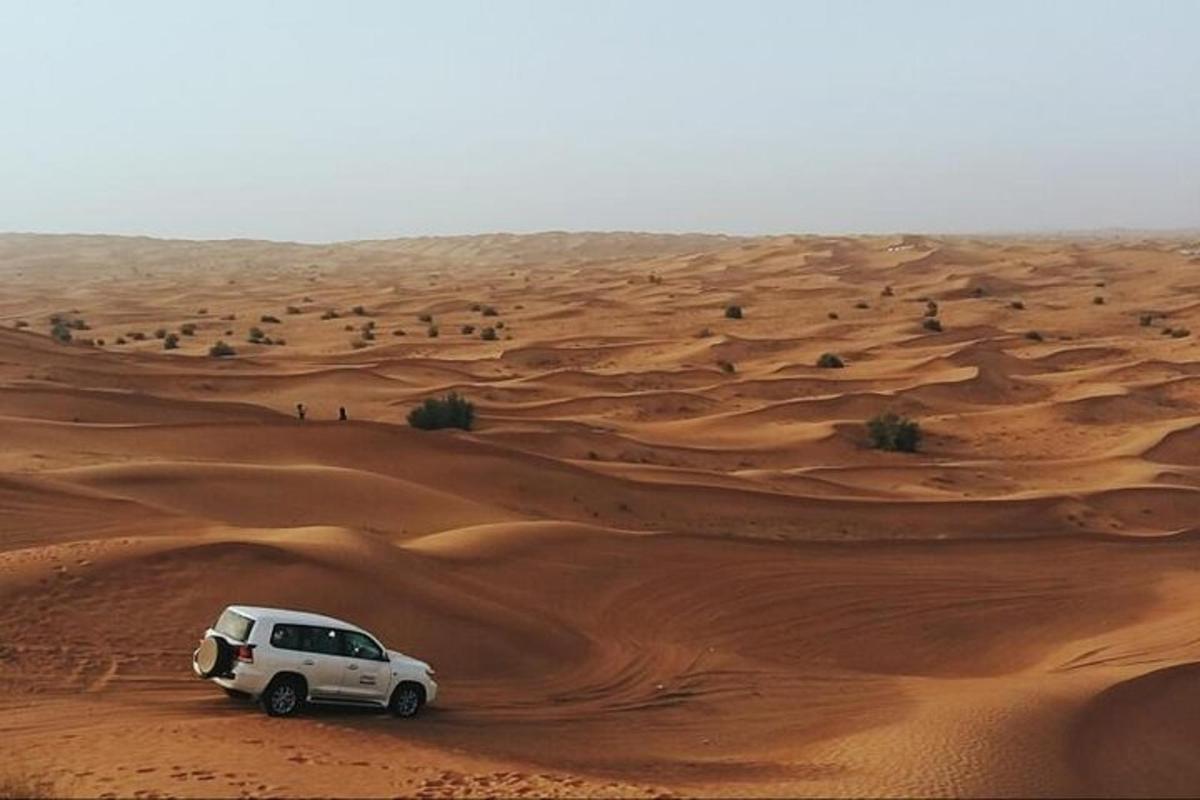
[221,313,236,321]
[480,326,498,341]
[393,328,407,336]
[1093,296,1105,305]
[855,301,869,309]
[461,324,476,335]
[96,338,105,346]
[922,318,944,332]
[180,323,197,336]
[1171,328,1191,338]
[69,318,89,330]
[115,336,127,345]
[14,320,28,329]
[828,311,839,320]
[1095,281,1106,287]
[128,331,147,341]
[469,303,482,312]
[407,392,475,431]
[1025,330,1044,341]
[50,321,72,343]
[163,333,180,349]
[224,329,233,335]
[1139,312,1159,327]
[697,327,714,338]
[350,338,369,349]
[248,326,265,342]
[352,305,368,316]
[261,314,281,324]
[724,305,743,319]
[77,337,95,346]
[197,308,208,315]
[321,309,340,320]
[867,411,922,453]
[816,352,845,368]
[482,306,499,317]
[154,327,167,339]
[0,770,55,798]
[286,305,301,315]
[1010,300,1025,310]
[344,324,355,331]
[495,321,505,329]
[209,340,236,357]
[418,313,433,323]
[924,300,939,317]
[881,285,894,297]
[717,359,736,373]
[427,325,439,337]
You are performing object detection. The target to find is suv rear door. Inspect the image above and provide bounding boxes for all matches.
[270,623,345,700]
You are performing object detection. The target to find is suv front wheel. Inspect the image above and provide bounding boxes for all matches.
[389,683,424,718]
[262,675,306,717]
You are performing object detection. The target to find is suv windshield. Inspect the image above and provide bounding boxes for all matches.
[214,608,255,642]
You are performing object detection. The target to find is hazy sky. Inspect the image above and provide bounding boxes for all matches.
[2,0,1197,241]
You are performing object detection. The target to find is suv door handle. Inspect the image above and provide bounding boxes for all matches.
[347,663,358,671]
[302,659,315,665]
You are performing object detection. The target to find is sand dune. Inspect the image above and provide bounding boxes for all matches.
[3,232,1200,797]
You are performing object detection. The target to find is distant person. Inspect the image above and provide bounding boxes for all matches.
[296,403,306,421]
[338,406,348,421]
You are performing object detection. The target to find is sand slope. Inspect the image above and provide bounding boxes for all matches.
[3,232,1200,797]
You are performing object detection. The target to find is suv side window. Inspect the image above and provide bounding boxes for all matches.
[342,631,385,661]
[270,623,302,651]
[301,626,343,656]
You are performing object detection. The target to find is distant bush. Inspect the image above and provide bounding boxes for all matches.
[408,392,475,431]
[163,333,180,349]
[971,287,985,298]
[697,327,714,338]
[392,328,407,336]
[1171,327,1191,338]
[881,285,894,297]
[1093,296,1105,305]
[260,314,281,324]
[461,324,476,335]
[221,313,236,321]
[867,411,922,453]
[224,329,233,336]
[717,359,736,373]
[14,320,29,329]
[924,300,939,317]
[248,326,266,342]
[855,301,869,309]
[1025,330,1044,341]
[197,308,208,315]
[95,338,105,346]
[1139,313,1159,327]
[209,340,236,357]
[350,338,369,349]
[154,328,167,339]
[344,324,355,331]
[427,325,439,337]
[482,306,499,317]
[362,328,375,340]
[480,326,498,341]
[286,305,302,315]
[180,323,197,336]
[724,305,743,319]
[127,331,147,341]
[828,311,839,320]
[1010,300,1025,310]
[495,321,505,329]
[469,303,482,312]
[816,352,845,368]
[273,338,286,346]
[114,336,127,345]
[321,309,340,320]
[922,318,943,332]
[418,313,433,323]
[50,321,72,343]
[352,305,368,316]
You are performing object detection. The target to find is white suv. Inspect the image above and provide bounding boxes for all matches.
[192,605,437,718]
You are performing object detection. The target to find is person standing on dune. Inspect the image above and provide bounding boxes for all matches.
[338,406,348,421]
[296,403,306,421]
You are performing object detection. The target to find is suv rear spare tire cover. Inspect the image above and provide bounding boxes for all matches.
[195,635,233,678]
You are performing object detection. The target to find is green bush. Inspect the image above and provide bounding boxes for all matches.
[180,323,197,336]
[724,305,743,319]
[248,326,266,342]
[816,352,845,368]
[163,333,180,349]
[480,326,497,341]
[209,340,236,357]
[50,321,72,343]
[408,392,475,431]
[867,412,921,452]
[461,324,476,335]
[922,318,943,332]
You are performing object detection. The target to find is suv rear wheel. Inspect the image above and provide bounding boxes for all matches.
[262,675,306,717]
